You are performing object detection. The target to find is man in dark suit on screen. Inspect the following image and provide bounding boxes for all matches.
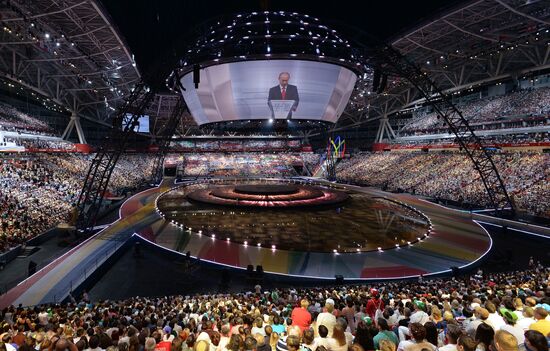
[268,71,299,119]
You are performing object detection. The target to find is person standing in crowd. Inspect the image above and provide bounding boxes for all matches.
[528,308,550,336]
[366,289,384,321]
[475,323,495,351]
[523,330,548,351]
[316,299,337,337]
[493,330,519,351]
[373,319,399,349]
[439,324,463,351]
[397,323,437,351]
[291,299,312,332]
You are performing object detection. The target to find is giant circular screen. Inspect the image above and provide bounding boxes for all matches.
[179,60,357,125]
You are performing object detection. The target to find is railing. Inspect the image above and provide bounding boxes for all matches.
[0,238,124,305]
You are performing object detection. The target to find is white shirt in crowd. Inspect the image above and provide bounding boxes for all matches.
[439,344,458,351]
[397,339,437,351]
[487,312,506,330]
[500,325,525,346]
[516,317,535,331]
[316,312,337,337]
[410,310,429,325]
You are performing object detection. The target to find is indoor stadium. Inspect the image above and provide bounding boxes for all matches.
[0,1,549,351]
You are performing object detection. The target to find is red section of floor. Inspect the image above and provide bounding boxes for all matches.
[138,227,156,242]
[120,198,142,218]
[199,240,242,266]
[431,229,488,251]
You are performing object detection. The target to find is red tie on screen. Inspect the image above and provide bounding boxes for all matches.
[281,87,286,100]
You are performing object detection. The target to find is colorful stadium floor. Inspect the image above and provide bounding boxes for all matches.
[0,179,493,307]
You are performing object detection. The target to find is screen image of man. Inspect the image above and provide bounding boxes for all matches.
[267,72,299,119]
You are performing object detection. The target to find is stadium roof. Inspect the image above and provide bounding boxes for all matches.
[328,0,550,135]
[0,0,141,124]
[2,0,547,139]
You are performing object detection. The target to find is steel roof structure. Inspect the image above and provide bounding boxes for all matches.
[1,0,548,141]
[0,0,141,128]
[317,0,550,136]
[146,93,197,138]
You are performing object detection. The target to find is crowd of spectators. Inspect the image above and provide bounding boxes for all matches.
[174,140,302,152]
[0,103,54,135]
[394,133,550,148]
[9,139,77,151]
[0,154,155,254]
[402,87,550,133]
[181,153,320,178]
[336,151,550,217]
[0,267,548,351]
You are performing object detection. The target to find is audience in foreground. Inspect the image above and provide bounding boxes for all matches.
[0,267,548,351]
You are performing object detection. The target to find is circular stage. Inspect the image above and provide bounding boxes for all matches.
[187,183,349,208]
[156,179,430,253]
[119,178,492,280]
[234,184,299,195]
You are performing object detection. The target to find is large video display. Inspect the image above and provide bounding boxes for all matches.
[179,60,357,125]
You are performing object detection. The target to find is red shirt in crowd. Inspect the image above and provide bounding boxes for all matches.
[291,307,312,331]
[155,341,172,351]
[366,297,385,320]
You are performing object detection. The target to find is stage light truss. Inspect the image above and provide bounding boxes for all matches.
[150,97,187,185]
[373,45,514,214]
[75,83,154,236]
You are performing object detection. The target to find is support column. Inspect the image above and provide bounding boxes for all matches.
[62,112,87,144]
[375,116,396,142]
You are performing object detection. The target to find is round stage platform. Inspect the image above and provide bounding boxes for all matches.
[118,178,492,280]
[156,179,431,253]
[186,183,349,208]
[234,184,299,195]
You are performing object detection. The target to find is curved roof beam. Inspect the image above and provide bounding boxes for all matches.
[405,37,449,55]
[494,0,550,25]
[89,0,141,79]
[1,1,87,22]
[442,19,500,42]
[25,46,120,62]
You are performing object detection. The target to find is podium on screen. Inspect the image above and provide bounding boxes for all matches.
[269,100,296,119]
